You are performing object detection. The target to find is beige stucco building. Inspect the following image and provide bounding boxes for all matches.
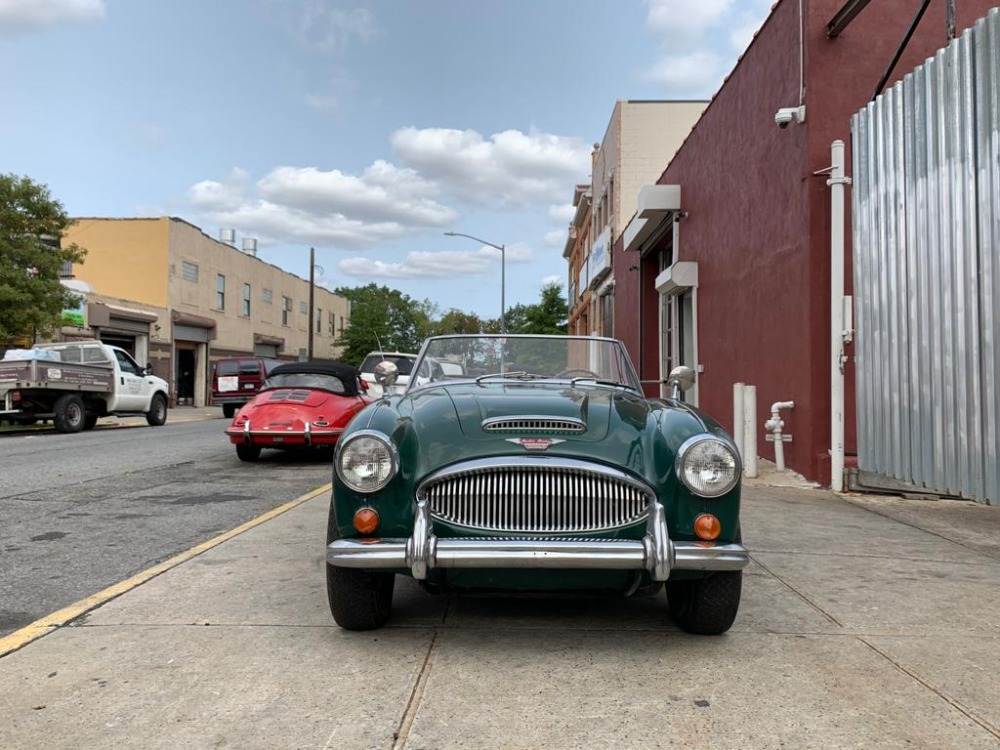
[565,100,707,337]
[59,217,351,407]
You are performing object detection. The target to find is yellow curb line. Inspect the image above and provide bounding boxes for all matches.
[0,483,332,660]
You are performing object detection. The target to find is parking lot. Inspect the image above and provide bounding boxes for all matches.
[2,476,999,750]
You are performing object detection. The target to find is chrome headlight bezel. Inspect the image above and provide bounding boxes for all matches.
[675,434,741,498]
[335,430,399,494]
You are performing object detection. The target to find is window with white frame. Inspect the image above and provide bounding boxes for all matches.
[242,283,251,316]
[216,274,225,310]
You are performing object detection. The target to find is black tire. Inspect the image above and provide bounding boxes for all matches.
[326,506,394,630]
[236,443,261,462]
[666,527,743,635]
[666,570,742,635]
[53,394,86,433]
[83,414,99,430]
[223,404,237,419]
[145,393,168,426]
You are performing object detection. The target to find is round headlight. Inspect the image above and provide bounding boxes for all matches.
[676,435,740,498]
[336,431,398,493]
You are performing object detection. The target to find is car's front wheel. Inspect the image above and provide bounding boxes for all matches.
[326,510,394,630]
[666,570,742,635]
[145,393,167,426]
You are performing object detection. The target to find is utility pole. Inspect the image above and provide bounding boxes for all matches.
[308,246,315,360]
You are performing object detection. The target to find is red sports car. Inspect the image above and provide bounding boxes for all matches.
[225,361,372,462]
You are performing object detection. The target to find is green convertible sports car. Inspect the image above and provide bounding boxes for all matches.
[325,334,749,634]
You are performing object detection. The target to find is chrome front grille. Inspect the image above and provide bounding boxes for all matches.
[419,459,652,533]
[482,417,585,434]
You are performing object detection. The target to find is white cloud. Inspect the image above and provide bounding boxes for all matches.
[391,127,592,208]
[304,70,357,112]
[337,243,533,281]
[647,51,726,96]
[270,0,377,54]
[646,0,733,43]
[0,0,104,35]
[548,203,575,223]
[131,123,169,150]
[643,0,772,96]
[187,163,456,248]
[544,229,567,247]
[541,275,564,288]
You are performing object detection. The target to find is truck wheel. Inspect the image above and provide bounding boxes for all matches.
[53,394,86,433]
[145,394,168,426]
[223,404,237,419]
[236,444,261,462]
[83,414,99,430]
[326,505,394,630]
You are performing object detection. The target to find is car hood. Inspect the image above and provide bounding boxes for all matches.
[363,382,717,487]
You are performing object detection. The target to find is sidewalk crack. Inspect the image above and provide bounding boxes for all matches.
[392,630,438,750]
[751,554,843,627]
[858,637,1000,742]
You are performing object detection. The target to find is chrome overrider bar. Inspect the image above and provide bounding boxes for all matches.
[327,500,749,581]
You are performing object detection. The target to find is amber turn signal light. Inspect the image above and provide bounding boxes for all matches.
[353,507,380,535]
[694,514,722,541]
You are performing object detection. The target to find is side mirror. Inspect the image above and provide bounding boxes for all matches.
[145,363,154,375]
[666,366,696,400]
[374,360,399,389]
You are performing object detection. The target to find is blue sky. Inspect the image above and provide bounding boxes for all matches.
[0,0,772,321]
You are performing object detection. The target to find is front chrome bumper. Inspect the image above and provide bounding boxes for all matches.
[326,500,749,581]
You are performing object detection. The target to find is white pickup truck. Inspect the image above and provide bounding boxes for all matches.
[0,340,170,433]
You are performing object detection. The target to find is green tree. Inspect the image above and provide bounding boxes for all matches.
[431,308,484,335]
[334,283,433,365]
[510,282,568,334]
[0,174,87,344]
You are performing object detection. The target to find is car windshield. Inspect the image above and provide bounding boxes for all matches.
[410,335,642,391]
[263,373,347,394]
[359,354,416,376]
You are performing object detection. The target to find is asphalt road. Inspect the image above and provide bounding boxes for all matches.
[0,417,332,637]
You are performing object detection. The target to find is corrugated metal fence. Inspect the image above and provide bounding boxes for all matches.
[851,8,999,506]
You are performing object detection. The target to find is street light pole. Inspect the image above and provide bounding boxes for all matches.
[443,231,506,333]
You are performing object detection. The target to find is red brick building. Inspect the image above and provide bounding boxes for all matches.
[613,0,997,485]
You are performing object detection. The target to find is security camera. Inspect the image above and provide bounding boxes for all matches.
[775,106,806,129]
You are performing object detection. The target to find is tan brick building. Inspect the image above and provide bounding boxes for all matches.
[58,217,350,407]
[565,100,706,341]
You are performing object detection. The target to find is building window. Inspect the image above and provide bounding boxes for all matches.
[242,283,251,316]
[316,308,322,333]
[262,288,273,305]
[216,274,225,310]
[328,312,335,336]
[282,296,291,326]
[339,315,345,334]
[300,300,308,315]
[182,261,199,283]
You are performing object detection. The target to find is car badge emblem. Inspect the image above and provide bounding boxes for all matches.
[506,437,565,451]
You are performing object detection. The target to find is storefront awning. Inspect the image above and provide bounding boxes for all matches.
[623,185,682,253]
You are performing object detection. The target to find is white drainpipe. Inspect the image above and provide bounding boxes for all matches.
[765,401,795,472]
[828,140,852,491]
[733,383,745,462]
[743,385,757,478]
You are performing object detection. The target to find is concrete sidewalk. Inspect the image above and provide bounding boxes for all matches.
[1,478,999,749]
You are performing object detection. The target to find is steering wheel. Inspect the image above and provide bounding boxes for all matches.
[556,368,601,379]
